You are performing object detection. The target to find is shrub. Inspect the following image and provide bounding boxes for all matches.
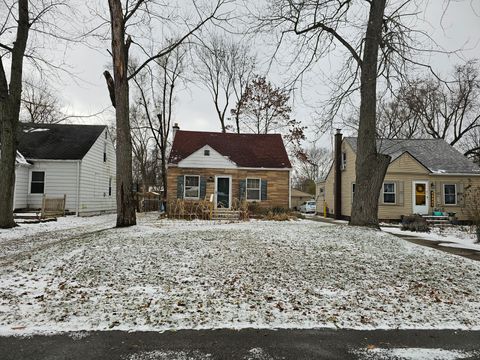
[401,214,430,232]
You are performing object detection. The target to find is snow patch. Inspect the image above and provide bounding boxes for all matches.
[124,350,212,360]
[354,347,477,360]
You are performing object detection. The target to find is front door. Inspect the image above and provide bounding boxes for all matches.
[215,176,231,209]
[412,181,429,214]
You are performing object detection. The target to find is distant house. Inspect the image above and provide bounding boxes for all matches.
[317,132,480,221]
[167,126,292,209]
[291,188,314,210]
[12,123,116,215]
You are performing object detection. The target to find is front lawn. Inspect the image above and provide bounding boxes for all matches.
[0,215,479,335]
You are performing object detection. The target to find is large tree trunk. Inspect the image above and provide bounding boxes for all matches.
[0,0,29,228]
[350,0,391,228]
[108,0,136,227]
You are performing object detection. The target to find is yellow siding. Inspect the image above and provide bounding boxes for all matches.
[319,140,480,221]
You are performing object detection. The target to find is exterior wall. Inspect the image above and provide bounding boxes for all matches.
[26,160,78,211]
[14,165,30,209]
[177,145,236,169]
[167,167,290,208]
[292,195,314,209]
[78,128,116,215]
[320,141,480,221]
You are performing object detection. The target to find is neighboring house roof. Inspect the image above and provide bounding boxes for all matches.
[345,137,480,175]
[17,123,106,160]
[291,189,314,198]
[169,130,292,168]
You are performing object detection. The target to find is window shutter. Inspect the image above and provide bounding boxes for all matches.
[440,182,446,205]
[239,179,246,201]
[458,183,465,206]
[200,176,207,199]
[177,176,184,199]
[397,181,404,206]
[435,181,441,207]
[261,180,268,201]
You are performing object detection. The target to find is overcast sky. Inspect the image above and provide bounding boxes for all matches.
[52,0,480,150]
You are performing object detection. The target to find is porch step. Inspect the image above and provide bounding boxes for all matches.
[210,209,241,221]
[421,215,452,227]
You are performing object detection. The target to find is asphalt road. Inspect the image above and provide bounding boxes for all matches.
[1,329,480,360]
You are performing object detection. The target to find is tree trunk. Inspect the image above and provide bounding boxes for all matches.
[350,0,391,228]
[108,0,136,227]
[0,0,29,228]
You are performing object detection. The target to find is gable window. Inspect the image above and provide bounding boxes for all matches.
[341,152,347,170]
[184,175,200,199]
[246,178,261,201]
[204,149,210,156]
[31,171,45,194]
[444,184,457,205]
[383,182,396,204]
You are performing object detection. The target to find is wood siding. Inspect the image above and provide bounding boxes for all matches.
[177,145,237,169]
[78,128,116,215]
[26,161,78,211]
[167,167,290,208]
[14,165,29,209]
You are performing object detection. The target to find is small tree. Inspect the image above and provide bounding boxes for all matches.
[462,184,480,243]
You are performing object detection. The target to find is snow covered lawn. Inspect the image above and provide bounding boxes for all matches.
[382,226,480,252]
[1,214,480,335]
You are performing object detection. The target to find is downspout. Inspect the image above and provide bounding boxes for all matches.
[76,161,81,216]
[334,129,342,219]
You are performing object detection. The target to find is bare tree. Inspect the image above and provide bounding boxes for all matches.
[21,78,62,124]
[293,145,331,193]
[254,0,457,227]
[131,45,187,206]
[0,0,29,228]
[104,0,227,227]
[195,34,256,132]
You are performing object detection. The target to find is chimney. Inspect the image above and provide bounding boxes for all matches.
[172,123,180,138]
[334,129,342,220]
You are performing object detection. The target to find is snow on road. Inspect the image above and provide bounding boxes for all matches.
[354,347,478,360]
[0,214,480,335]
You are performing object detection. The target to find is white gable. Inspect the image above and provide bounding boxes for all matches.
[178,145,237,169]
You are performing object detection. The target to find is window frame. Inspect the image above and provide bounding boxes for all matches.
[383,182,396,204]
[103,142,107,163]
[184,175,200,199]
[443,184,457,205]
[246,177,261,201]
[108,177,112,197]
[30,171,45,194]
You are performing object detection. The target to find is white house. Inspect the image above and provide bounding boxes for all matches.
[13,123,116,216]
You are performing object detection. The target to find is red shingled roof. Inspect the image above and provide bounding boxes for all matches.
[168,130,292,168]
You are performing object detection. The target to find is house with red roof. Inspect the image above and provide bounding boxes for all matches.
[167,125,292,209]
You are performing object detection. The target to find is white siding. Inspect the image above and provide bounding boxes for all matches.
[26,161,78,211]
[14,165,30,209]
[178,145,237,169]
[79,128,116,215]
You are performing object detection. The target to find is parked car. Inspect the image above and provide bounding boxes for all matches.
[299,200,316,213]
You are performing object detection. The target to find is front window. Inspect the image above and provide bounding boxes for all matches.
[383,182,396,204]
[444,184,457,205]
[246,178,261,201]
[31,171,45,194]
[184,175,200,199]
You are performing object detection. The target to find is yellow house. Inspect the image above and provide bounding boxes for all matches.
[317,134,480,221]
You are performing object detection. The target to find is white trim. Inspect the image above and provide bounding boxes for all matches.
[214,175,232,209]
[443,183,457,206]
[75,161,81,216]
[29,170,46,195]
[429,173,480,176]
[26,159,81,163]
[382,181,396,204]
[184,175,200,200]
[246,177,262,201]
[412,180,429,215]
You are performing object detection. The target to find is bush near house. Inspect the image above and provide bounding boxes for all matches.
[401,214,430,232]
[462,184,480,243]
